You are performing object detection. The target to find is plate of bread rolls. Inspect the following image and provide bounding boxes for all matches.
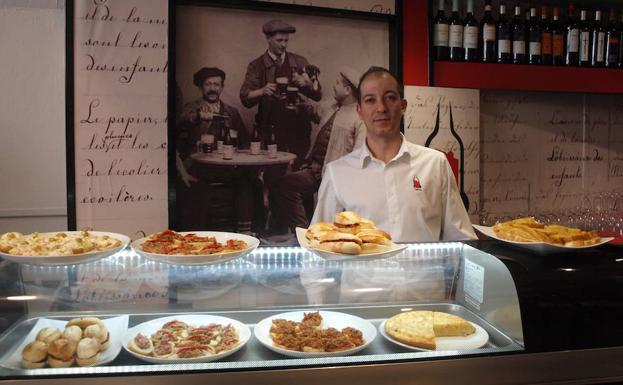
[296,211,407,261]
[1,315,128,370]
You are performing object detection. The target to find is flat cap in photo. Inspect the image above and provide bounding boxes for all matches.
[193,67,226,87]
[262,20,296,36]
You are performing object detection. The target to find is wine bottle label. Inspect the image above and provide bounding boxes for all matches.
[580,31,590,60]
[483,24,496,41]
[250,141,261,155]
[541,32,552,54]
[529,42,541,56]
[498,39,511,53]
[567,29,579,52]
[222,144,233,160]
[553,35,564,56]
[464,26,478,48]
[267,144,278,158]
[596,32,606,61]
[607,37,620,63]
[216,140,224,153]
[513,40,525,54]
[433,24,449,46]
[449,25,464,47]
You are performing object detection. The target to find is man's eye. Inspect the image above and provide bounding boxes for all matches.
[364,98,375,104]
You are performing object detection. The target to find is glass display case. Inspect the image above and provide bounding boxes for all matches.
[0,241,622,384]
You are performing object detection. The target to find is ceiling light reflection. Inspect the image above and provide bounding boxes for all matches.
[6,295,37,301]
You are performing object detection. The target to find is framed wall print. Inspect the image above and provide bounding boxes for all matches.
[171,0,398,244]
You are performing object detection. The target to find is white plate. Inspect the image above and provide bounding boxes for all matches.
[1,315,129,370]
[131,231,259,265]
[379,319,489,351]
[473,224,614,255]
[0,231,129,266]
[123,314,251,364]
[295,227,407,261]
[254,310,377,358]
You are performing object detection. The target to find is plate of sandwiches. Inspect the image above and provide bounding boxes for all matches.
[123,314,251,364]
[254,310,377,358]
[296,211,407,261]
[131,230,260,265]
[1,315,128,370]
[473,217,614,255]
[0,231,129,266]
[379,310,488,351]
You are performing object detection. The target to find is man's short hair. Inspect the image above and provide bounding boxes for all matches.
[356,66,403,104]
[339,71,359,99]
[262,20,296,37]
[193,67,226,87]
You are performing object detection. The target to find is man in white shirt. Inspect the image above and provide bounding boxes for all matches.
[311,67,476,242]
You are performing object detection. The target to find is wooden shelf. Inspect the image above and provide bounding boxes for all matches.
[433,61,623,94]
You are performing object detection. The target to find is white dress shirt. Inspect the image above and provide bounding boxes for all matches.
[311,137,476,242]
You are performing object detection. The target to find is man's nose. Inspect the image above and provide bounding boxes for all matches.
[376,99,388,112]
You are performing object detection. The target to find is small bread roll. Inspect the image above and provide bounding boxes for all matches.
[36,327,61,345]
[305,222,337,240]
[21,340,48,364]
[77,338,101,360]
[47,356,74,368]
[62,325,83,345]
[66,317,103,330]
[359,218,376,230]
[313,241,362,255]
[48,338,77,361]
[21,358,46,369]
[76,352,100,367]
[356,228,392,242]
[360,243,391,253]
[334,211,361,226]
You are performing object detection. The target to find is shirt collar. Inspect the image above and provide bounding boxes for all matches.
[267,50,285,64]
[357,133,411,168]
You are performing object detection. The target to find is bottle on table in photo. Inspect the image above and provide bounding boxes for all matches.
[267,125,278,159]
[605,8,621,68]
[565,2,580,66]
[540,6,553,65]
[463,0,479,61]
[511,5,527,64]
[222,126,234,160]
[528,7,542,64]
[579,9,592,67]
[449,0,464,61]
[496,2,512,63]
[250,123,261,155]
[479,0,496,62]
[200,133,214,154]
[592,9,606,67]
[432,0,450,60]
[551,7,565,65]
[215,121,225,153]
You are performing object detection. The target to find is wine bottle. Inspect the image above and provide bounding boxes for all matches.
[565,3,580,66]
[592,9,606,67]
[540,6,553,65]
[605,8,620,68]
[250,122,261,155]
[528,7,542,64]
[222,126,234,160]
[432,0,450,60]
[551,7,565,65]
[463,0,479,62]
[579,9,592,67]
[511,5,526,64]
[479,0,496,62]
[449,0,464,61]
[267,125,278,158]
[497,2,511,63]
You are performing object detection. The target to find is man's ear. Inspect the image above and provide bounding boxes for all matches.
[356,103,362,116]
[401,98,407,114]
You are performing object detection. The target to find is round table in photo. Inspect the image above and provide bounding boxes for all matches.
[190,149,296,166]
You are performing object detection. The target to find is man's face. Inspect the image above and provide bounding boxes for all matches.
[201,76,223,103]
[267,32,289,56]
[356,72,407,139]
[333,76,350,102]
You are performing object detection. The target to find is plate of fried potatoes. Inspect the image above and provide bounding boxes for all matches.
[473,217,613,254]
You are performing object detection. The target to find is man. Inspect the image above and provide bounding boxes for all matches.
[240,19,322,169]
[311,67,476,242]
[270,70,365,235]
[176,67,253,233]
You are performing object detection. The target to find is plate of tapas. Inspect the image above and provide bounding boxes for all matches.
[131,230,259,265]
[254,310,376,358]
[473,217,613,255]
[379,310,488,351]
[296,211,407,261]
[1,315,128,370]
[123,314,251,364]
[0,231,129,266]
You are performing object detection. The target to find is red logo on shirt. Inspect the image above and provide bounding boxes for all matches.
[413,176,422,191]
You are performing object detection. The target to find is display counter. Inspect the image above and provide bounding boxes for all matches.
[0,241,622,384]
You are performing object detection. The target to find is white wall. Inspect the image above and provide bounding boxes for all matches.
[0,1,67,233]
